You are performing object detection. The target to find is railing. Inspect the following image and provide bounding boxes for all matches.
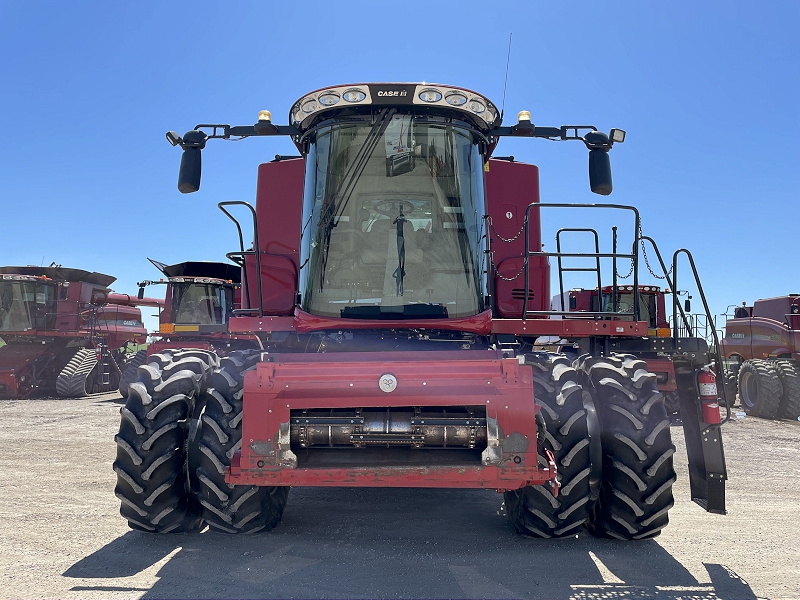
[486,202,643,322]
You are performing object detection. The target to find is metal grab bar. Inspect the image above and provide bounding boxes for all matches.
[638,236,731,423]
[218,201,263,318]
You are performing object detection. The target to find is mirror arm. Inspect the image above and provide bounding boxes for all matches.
[176,123,302,143]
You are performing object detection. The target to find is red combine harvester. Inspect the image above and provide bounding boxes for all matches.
[0,266,162,398]
[117,260,259,396]
[114,83,728,540]
[721,295,800,419]
[564,285,685,416]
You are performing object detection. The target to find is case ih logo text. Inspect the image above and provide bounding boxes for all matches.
[377,90,407,97]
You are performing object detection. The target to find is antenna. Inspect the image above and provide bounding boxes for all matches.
[500,33,513,122]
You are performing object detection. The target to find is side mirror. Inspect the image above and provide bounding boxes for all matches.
[177,130,207,194]
[588,149,612,195]
[684,298,691,312]
[137,286,145,300]
[569,296,577,310]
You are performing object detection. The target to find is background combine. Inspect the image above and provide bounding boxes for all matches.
[721,294,800,420]
[0,266,162,398]
[114,82,728,540]
[119,259,258,396]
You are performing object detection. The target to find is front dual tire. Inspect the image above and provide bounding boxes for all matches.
[506,353,676,540]
[113,349,288,534]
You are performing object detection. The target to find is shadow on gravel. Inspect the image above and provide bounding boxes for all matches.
[64,488,758,599]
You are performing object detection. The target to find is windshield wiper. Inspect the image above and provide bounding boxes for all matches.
[318,108,397,287]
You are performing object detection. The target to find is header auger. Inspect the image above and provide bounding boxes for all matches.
[114,82,726,540]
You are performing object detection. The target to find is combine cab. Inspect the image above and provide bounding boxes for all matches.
[0,266,161,398]
[721,295,800,419]
[114,82,728,540]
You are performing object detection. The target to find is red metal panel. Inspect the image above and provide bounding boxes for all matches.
[226,352,552,490]
[246,159,305,315]
[228,315,296,333]
[644,358,677,392]
[226,309,493,335]
[491,318,649,337]
[293,308,492,335]
[484,159,550,317]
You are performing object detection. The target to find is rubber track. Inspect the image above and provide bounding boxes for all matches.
[55,349,97,398]
[504,352,594,538]
[738,359,782,418]
[773,359,800,420]
[119,350,148,398]
[112,349,217,533]
[577,353,676,540]
[195,349,289,534]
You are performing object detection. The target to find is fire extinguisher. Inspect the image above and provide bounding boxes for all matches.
[698,364,721,424]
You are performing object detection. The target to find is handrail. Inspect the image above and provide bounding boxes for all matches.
[521,202,641,322]
[672,248,732,423]
[218,202,263,318]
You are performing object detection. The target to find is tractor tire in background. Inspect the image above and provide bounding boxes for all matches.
[119,350,148,398]
[55,349,97,398]
[577,353,677,540]
[195,349,289,534]
[773,359,800,420]
[113,349,217,533]
[721,369,738,408]
[504,352,599,538]
[738,359,782,419]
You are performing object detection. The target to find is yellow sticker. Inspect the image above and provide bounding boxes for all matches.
[484,162,490,172]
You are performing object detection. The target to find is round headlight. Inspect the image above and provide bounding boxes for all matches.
[445,92,467,106]
[468,99,486,114]
[318,92,340,107]
[301,99,318,114]
[419,89,442,103]
[343,89,366,103]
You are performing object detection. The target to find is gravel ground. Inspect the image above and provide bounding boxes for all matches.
[0,393,797,600]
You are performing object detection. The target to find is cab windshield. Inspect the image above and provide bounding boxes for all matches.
[299,115,486,319]
[171,282,233,325]
[599,292,657,327]
[0,281,56,331]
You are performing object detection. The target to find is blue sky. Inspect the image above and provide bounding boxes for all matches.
[1,1,798,333]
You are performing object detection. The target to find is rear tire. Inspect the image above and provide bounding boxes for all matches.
[119,350,148,398]
[504,352,598,538]
[195,350,289,534]
[738,359,782,418]
[773,359,800,420]
[577,354,676,540]
[721,369,738,408]
[113,349,217,533]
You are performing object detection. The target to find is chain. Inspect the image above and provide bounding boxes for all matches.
[615,223,673,280]
[486,216,526,244]
[487,250,525,282]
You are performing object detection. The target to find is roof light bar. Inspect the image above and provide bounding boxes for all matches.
[290,83,499,130]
